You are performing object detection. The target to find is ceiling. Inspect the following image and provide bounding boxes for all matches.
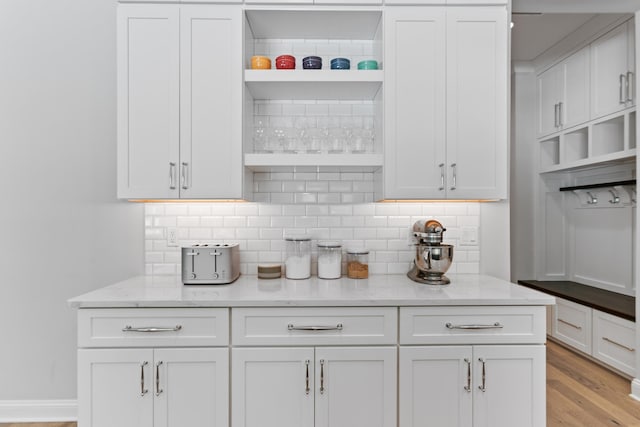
[510,0,640,62]
[511,14,596,61]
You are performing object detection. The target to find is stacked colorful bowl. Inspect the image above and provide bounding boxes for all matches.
[251,56,271,70]
[357,60,378,70]
[330,57,350,70]
[275,55,296,70]
[302,56,322,69]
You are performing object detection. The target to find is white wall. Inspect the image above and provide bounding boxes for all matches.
[510,65,537,282]
[0,0,143,407]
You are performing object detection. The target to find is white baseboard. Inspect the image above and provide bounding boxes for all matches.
[631,378,640,401]
[0,399,77,422]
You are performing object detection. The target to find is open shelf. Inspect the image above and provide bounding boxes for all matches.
[245,9,383,40]
[244,153,383,172]
[244,70,383,100]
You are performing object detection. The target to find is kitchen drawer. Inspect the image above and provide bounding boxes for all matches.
[399,306,546,345]
[553,297,592,353]
[231,307,397,346]
[592,309,636,376]
[78,308,229,348]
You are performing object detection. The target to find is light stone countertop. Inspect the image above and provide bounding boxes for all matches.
[68,274,555,308]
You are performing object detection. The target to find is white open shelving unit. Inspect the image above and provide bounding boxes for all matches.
[539,109,636,173]
[242,7,384,180]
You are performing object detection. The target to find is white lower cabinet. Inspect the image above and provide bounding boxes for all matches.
[550,297,636,377]
[399,345,545,427]
[78,348,229,427]
[232,346,397,427]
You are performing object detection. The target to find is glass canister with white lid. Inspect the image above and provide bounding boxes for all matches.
[317,241,342,279]
[285,235,311,279]
[346,248,369,279]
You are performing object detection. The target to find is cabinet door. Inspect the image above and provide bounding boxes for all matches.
[315,347,397,427]
[473,345,546,427]
[117,5,180,199]
[78,349,154,427]
[180,6,243,198]
[154,348,229,427]
[591,22,632,119]
[561,47,591,129]
[399,346,472,427]
[232,347,315,427]
[537,66,560,138]
[446,7,507,199]
[384,7,446,199]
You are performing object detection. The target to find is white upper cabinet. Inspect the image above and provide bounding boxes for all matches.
[445,7,507,200]
[384,6,507,200]
[591,20,636,119]
[117,4,243,199]
[117,5,180,199]
[180,6,243,199]
[537,47,590,138]
[384,7,446,199]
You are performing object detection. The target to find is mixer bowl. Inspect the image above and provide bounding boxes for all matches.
[407,244,453,285]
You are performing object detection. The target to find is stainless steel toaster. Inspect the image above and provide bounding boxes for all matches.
[181,243,240,284]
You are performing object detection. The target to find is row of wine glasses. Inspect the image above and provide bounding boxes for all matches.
[253,117,375,154]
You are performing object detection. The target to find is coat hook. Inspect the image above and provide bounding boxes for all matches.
[586,191,597,204]
[608,189,620,204]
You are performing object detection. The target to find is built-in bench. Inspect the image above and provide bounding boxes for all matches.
[518,280,636,377]
[517,280,635,321]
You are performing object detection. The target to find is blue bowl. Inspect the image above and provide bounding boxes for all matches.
[330,57,350,70]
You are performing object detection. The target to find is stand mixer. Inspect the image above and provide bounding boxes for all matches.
[407,219,454,285]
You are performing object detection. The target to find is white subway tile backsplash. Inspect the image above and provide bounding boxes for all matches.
[145,202,481,277]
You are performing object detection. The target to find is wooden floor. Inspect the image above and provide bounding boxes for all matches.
[547,339,640,426]
[2,341,640,427]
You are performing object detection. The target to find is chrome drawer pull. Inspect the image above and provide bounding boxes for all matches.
[478,358,487,392]
[464,358,471,392]
[155,361,163,396]
[557,318,582,330]
[123,325,183,333]
[305,360,310,395]
[288,324,343,331]
[140,361,149,397]
[603,337,635,352]
[446,322,503,330]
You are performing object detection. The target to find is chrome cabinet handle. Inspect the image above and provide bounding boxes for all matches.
[169,162,177,190]
[181,162,189,190]
[478,358,487,392]
[627,71,634,102]
[450,163,457,191]
[155,361,163,396]
[123,325,182,333]
[305,360,310,395]
[558,318,582,330]
[446,322,503,330]
[603,337,635,352]
[464,358,471,392]
[140,361,149,396]
[288,324,343,331]
[558,102,563,127]
[620,74,627,104]
[554,103,559,127]
[439,163,445,191]
[320,359,325,394]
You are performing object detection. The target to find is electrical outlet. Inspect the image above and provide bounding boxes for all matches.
[460,226,478,246]
[167,227,179,247]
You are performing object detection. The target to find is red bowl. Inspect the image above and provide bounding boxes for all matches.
[275,57,296,69]
[276,55,295,62]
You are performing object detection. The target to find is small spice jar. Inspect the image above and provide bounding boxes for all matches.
[317,241,342,279]
[285,236,311,279]
[346,248,369,279]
